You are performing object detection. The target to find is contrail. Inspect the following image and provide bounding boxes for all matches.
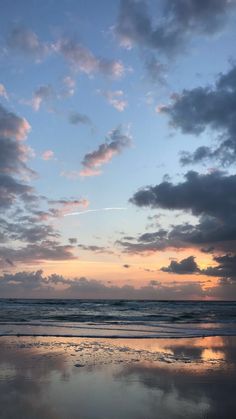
[64,207,127,216]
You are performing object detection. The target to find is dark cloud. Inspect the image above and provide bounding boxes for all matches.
[77,244,114,254]
[0,270,205,299]
[1,269,236,299]
[144,54,167,84]
[160,65,236,165]
[123,264,130,268]
[0,241,75,267]
[68,111,92,126]
[202,254,236,280]
[121,171,236,258]
[0,105,78,264]
[0,104,36,212]
[0,137,34,176]
[115,0,235,53]
[0,218,57,243]
[0,173,35,210]
[130,170,236,218]
[69,238,78,245]
[161,256,199,274]
[80,127,132,176]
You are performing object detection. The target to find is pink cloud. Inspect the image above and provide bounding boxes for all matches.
[55,38,125,79]
[0,104,31,140]
[100,90,128,112]
[80,127,132,177]
[0,83,8,100]
[41,150,54,161]
[49,198,89,217]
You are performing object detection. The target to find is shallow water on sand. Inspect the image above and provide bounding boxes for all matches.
[0,335,236,419]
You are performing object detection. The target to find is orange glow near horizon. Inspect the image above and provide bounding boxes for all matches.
[10,246,220,296]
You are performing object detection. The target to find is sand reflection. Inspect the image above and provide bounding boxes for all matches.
[0,336,235,419]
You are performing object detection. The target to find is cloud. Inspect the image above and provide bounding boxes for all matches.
[0,136,34,176]
[0,104,31,140]
[80,127,132,177]
[202,254,236,280]
[0,83,8,100]
[61,76,76,97]
[0,104,36,212]
[160,65,236,165]
[60,170,81,180]
[7,27,49,61]
[6,28,126,79]
[115,0,235,54]
[0,218,58,243]
[98,90,128,111]
[116,230,171,254]
[2,269,234,299]
[0,174,35,211]
[0,270,205,299]
[77,244,114,254]
[0,241,75,267]
[55,38,125,78]
[0,106,78,268]
[41,150,54,161]
[144,54,167,84]
[69,238,77,244]
[68,111,92,126]
[119,171,236,256]
[47,198,89,217]
[130,170,236,218]
[25,79,77,111]
[30,85,54,111]
[161,256,199,274]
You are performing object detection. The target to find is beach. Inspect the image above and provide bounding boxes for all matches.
[0,299,236,418]
[0,335,236,419]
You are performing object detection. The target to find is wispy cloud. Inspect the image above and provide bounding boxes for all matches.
[98,90,128,112]
[0,83,8,100]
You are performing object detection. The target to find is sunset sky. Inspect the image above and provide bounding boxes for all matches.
[1,0,236,299]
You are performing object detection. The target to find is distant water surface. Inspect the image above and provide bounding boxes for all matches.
[0,299,236,338]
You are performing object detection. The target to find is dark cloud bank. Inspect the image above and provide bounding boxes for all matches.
[0,103,78,268]
[1,269,234,300]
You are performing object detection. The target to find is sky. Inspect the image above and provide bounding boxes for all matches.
[1,0,236,299]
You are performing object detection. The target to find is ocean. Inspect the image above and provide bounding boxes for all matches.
[0,299,236,338]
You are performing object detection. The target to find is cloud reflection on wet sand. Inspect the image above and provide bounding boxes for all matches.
[0,336,235,419]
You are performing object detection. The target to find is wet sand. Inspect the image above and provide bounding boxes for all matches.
[0,336,236,418]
